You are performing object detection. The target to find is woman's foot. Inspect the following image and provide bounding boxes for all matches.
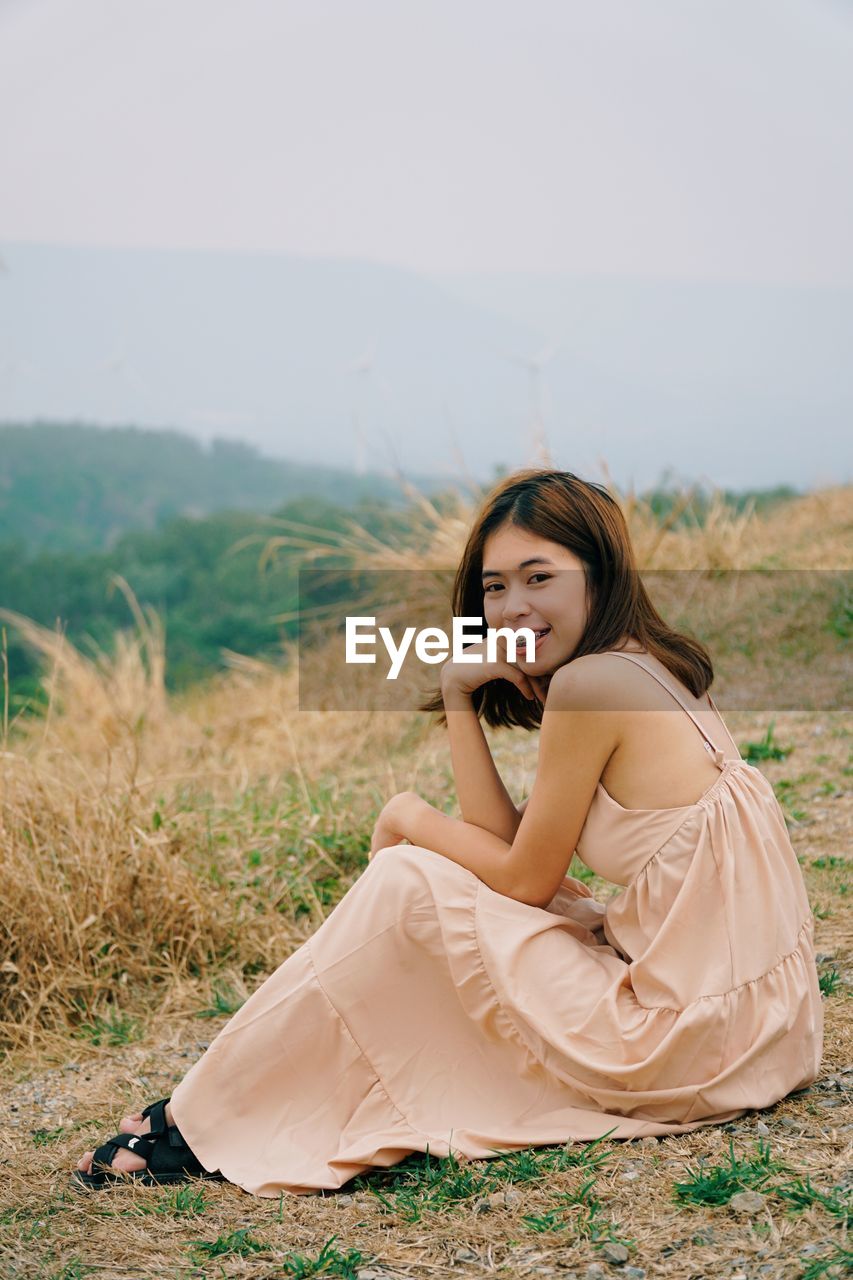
[76,1101,175,1177]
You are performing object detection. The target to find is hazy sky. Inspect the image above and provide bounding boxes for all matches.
[1,0,852,285]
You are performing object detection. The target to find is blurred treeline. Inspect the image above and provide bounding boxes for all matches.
[0,422,423,552]
[0,422,801,712]
[0,497,425,708]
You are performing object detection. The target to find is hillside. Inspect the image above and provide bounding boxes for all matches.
[0,421,451,553]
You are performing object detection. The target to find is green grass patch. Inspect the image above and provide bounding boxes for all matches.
[195,983,245,1019]
[188,1227,268,1261]
[568,856,596,885]
[281,1234,373,1278]
[818,967,842,996]
[672,1137,790,1206]
[52,1262,91,1280]
[351,1132,617,1223]
[72,1010,141,1047]
[158,1184,209,1216]
[521,1174,632,1253]
[801,1242,853,1280]
[741,722,792,763]
[774,1174,851,1225]
[825,579,852,642]
[31,1126,65,1146]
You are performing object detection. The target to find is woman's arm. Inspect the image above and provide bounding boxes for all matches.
[442,680,529,844]
[383,663,621,906]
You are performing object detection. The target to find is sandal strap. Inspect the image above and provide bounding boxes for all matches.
[145,1128,205,1178]
[142,1099,170,1137]
[92,1129,159,1165]
[165,1122,193,1150]
[140,1096,171,1123]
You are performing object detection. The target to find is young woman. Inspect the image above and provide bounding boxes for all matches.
[73,469,823,1194]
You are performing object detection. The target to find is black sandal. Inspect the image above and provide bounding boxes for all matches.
[70,1097,222,1190]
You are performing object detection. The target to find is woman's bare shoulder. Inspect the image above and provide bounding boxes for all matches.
[546,652,653,712]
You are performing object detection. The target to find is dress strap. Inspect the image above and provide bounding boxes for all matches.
[706,691,743,760]
[604,651,728,769]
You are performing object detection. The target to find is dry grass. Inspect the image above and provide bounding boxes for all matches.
[0,476,850,1279]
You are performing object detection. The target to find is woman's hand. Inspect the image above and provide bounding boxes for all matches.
[369,791,421,860]
[440,632,550,705]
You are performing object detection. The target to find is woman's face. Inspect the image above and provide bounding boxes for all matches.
[480,523,590,675]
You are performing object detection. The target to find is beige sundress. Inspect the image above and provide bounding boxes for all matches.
[169,649,824,1197]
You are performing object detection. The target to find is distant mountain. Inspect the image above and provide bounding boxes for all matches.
[0,422,455,553]
[0,242,850,492]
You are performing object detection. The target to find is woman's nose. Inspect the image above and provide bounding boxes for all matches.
[501,591,531,623]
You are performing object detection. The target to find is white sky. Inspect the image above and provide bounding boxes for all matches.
[1,0,852,285]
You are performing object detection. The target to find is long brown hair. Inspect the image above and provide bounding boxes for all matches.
[418,468,714,729]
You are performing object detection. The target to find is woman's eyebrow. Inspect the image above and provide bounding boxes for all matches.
[481,557,556,581]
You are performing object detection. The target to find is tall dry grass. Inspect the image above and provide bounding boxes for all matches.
[0,475,850,1054]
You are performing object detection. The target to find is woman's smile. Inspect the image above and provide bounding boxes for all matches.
[512,624,552,658]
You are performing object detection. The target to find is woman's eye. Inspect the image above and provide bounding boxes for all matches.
[484,574,550,594]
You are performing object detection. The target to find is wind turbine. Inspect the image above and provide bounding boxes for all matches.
[495,338,560,467]
[101,341,157,421]
[340,338,405,479]
[342,339,380,476]
[443,399,485,498]
[0,349,37,406]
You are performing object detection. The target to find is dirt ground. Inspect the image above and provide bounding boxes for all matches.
[1,708,850,1280]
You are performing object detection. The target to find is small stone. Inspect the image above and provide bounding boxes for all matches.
[336,1194,355,1206]
[800,1244,822,1256]
[729,1190,766,1214]
[638,1136,658,1145]
[620,1169,641,1181]
[754,1120,770,1135]
[600,1242,630,1264]
[623,1270,645,1280]
[819,1097,844,1108]
[778,1115,802,1130]
[583,1267,607,1280]
[453,1248,479,1263]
